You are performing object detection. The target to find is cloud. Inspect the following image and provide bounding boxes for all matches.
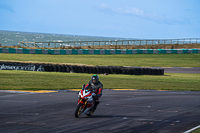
[0,3,14,12]
[98,3,190,25]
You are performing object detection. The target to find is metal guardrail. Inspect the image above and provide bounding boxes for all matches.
[19,38,200,48]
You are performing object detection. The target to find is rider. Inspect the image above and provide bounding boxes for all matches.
[84,75,103,112]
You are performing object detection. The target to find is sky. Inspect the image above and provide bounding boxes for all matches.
[0,0,200,39]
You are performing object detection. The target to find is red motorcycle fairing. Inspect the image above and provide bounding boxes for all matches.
[75,88,95,118]
[87,102,94,108]
[77,89,93,108]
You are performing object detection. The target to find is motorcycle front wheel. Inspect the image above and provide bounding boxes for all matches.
[75,103,83,118]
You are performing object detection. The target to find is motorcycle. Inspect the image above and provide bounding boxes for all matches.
[75,84,96,118]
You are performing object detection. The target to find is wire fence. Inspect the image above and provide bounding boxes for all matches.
[19,38,200,49]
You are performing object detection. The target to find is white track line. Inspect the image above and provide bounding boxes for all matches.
[183,125,200,133]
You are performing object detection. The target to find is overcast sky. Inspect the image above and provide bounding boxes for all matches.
[0,0,199,39]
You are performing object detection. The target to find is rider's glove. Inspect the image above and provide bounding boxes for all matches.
[92,93,97,98]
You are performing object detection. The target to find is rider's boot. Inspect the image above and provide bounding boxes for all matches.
[93,100,99,111]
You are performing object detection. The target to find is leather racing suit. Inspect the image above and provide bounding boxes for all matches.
[84,80,103,111]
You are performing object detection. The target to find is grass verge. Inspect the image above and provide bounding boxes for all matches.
[0,53,200,67]
[0,70,199,91]
[192,128,200,133]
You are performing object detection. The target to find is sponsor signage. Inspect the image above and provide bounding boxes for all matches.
[0,64,44,71]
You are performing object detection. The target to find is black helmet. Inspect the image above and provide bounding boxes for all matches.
[91,75,99,84]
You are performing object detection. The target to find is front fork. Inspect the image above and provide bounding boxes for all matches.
[78,99,88,112]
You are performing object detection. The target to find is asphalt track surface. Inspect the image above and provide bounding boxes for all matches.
[0,90,200,133]
[160,67,200,74]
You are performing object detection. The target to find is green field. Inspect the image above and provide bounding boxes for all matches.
[192,128,200,133]
[0,53,200,67]
[0,53,199,91]
[0,70,199,91]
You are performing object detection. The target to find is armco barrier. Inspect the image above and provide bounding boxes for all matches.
[0,48,200,54]
[0,61,164,75]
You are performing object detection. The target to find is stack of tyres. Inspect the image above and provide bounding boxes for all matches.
[54,65,59,72]
[70,65,76,73]
[81,66,86,73]
[61,65,66,72]
[65,65,70,72]
[58,65,61,72]
[44,64,48,72]
[90,67,95,74]
[93,67,97,74]
[88,67,92,73]
[147,68,151,75]
[0,61,165,75]
[96,66,102,74]
[143,68,147,75]
[84,66,89,73]
[138,68,143,75]
[160,69,164,75]
[152,69,156,75]
[95,67,99,74]
[49,64,53,72]
[76,66,81,73]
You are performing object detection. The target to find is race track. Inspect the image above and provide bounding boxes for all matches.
[160,67,200,74]
[0,90,200,133]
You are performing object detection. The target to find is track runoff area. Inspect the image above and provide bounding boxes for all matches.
[0,88,200,133]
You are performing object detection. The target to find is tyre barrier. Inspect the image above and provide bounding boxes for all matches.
[0,61,164,75]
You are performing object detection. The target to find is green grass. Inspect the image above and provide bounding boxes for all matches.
[192,128,200,133]
[0,53,199,91]
[0,70,199,91]
[0,53,200,67]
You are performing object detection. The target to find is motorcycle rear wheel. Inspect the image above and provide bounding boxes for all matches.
[75,103,83,118]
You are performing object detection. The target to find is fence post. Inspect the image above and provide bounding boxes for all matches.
[196,38,198,44]
[171,39,172,45]
[177,39,179,44]
[152,40,153,45]
[74,41,75,48]
[164,40,165,45]
[140,40,141,45]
